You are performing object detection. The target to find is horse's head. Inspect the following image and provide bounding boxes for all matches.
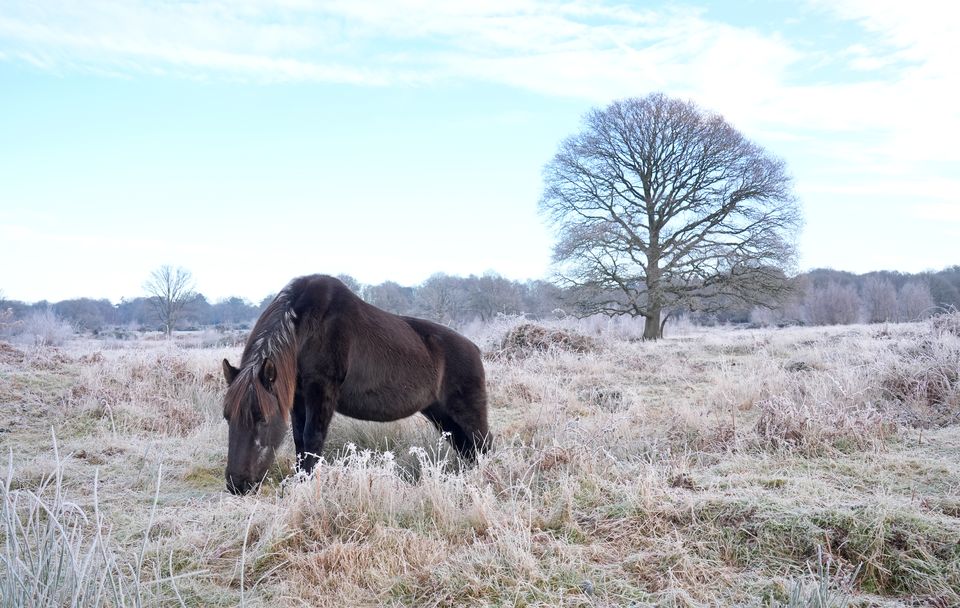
[221,358,288,495]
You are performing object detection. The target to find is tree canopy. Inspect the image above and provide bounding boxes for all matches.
[540,93,802,338]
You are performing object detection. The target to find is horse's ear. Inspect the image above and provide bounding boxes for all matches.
[263,359,277,385]
[222,359,240,384]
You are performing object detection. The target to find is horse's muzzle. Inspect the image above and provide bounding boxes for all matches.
[225,473,254,495]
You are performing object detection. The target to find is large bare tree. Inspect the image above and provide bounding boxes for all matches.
[541,93,801,339]
[144,265,197,337]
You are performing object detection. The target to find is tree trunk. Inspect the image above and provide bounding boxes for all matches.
[659,310,674,339]
[644,247,662,340]
[643,307,661,340]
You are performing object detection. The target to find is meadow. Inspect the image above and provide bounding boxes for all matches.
[1,315,959,607]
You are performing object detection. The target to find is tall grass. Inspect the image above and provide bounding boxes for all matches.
[0,433,197,607]
[782,547,861,608]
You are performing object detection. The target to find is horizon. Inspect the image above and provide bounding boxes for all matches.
[2,1,958,304]
[2,264,957,308]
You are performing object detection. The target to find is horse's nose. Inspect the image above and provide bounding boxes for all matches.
[226,472,252,495]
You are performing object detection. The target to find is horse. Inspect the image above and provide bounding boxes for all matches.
[221,274,491,495]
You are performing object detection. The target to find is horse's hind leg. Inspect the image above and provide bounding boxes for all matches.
[422,397,492,462]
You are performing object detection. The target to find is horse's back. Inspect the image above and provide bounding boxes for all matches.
[290,274,486,422]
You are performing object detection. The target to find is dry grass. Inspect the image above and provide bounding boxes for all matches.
[1,316,960,606]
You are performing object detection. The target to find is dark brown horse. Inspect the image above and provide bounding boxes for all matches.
[221,274,491,494]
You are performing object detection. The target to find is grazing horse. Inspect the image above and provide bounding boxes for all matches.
[221,274,491,495]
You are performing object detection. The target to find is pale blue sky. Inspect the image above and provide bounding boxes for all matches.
[1,0,958,303]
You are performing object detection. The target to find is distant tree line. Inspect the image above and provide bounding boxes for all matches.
[746,267,949,327]
[0,273,564,334]
[1,267,958,334]
[0,293,270,333]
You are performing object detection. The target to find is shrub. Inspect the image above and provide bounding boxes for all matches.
[495,323,595,358]
[0,307,15,334]
[10,309,74,346]
[931,309,960,338]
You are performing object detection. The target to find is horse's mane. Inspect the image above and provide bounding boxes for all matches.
[223,285,299,426]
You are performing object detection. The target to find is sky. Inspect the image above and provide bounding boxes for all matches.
[1,0,958,304]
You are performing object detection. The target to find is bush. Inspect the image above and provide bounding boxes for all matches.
[495,323,595,358]
[931,309,960,338]
[10,309,74,346]
[0,307,15,333]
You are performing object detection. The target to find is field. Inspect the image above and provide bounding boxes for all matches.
[2,316,959,607]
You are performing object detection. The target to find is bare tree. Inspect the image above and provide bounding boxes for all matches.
[211,297,259,326]
[364,281,413,315]
[468,273,524,321]
[414,274,465,324]
[144,265,197,337]
[899,280,935,321]
[804,282,861,325]
[861,276,899,323]
[335,274,362,294]
[540,93,801,339]
[522,280,565,317]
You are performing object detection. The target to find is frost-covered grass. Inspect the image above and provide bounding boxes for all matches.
[0,433,196,607]
[1,317,959,606]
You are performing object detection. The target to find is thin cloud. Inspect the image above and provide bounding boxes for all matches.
[0,1,796,95]
[912,203,960,223]
[813,0,959,71]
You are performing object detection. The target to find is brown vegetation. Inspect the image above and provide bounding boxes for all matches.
[2,316,960,606]
[495,323,596,358]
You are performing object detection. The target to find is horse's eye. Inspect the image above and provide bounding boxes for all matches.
[261,360,277,387]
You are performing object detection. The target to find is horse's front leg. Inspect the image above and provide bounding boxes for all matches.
[292,386,306,472]
[298,380,338,475]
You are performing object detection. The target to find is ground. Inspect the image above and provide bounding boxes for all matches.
[1,318,959,607]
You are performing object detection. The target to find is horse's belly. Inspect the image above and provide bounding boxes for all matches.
[336,386,433,422]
